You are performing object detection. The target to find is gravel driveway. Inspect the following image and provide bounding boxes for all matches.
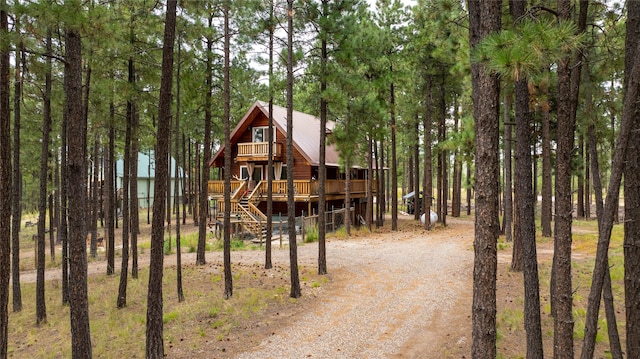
[17,217,474,358]
[237,218,474,358]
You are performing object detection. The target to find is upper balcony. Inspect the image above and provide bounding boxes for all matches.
[237,142,283,162]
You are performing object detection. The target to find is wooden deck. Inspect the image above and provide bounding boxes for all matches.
[207,179,372,240]
[207,179,371,201]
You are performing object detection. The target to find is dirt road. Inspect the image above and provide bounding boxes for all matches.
[237,217,474,358]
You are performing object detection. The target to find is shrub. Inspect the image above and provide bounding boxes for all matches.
[305,225,318,243]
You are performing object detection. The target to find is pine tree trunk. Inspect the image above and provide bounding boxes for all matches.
[344,154,352,236]
[146,1,177,356]
[129,39,140,279]
[581,1,640,359]
[624,3,640,357]
[222,0,233,299]
[117,77,133,309]
[60,103,70,306]
[466,161,472,216]
[265,1,275,269]
[36,30,53,326]
[422,75,433,230]
[452,99,462,218]
[554,1,587,355]
[175,38,184,302]
[503,91,512,242]
[587,124,623,359]
[584,143,590,219]
[182,133,187,225]
[106,104,115,275]
[90,137,99,258]
[318,0,328,274]
[194,141,199,225]
[577,136,585,219]
[468,2,501,357]
[130,113,139,279]
[286,0,301,299]
[366,136,374,230]
[390,75,398,231]
[541,93,553,237]
[48,194,55,260]
[65,23,93,358]
[197,14,214,266]
[438,75,447,226]
[413,118,420,222]
[11,34,24,313]
[0,1,12,352]
[509,4,543,356]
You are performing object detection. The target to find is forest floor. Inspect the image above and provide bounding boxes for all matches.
[10,213,621,358]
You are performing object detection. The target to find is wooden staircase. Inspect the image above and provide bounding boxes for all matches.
[232,181,268,241]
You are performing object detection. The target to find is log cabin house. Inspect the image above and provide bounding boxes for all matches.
[208,101,373,238]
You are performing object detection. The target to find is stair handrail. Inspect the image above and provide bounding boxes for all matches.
[247,180,264,202]
[236,201,261,222]
[247,202,267,221]
[231,180,247,200]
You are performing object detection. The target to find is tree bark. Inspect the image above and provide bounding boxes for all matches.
[11,29,24,313]
[577,135,585,218]
[438,74,447,226]
[468,1,501,357]
[422,75,433,230]
[265,0,275,270]
[222,0,233,299]
[175,37,184,302]
[509,3,543,357]
[65,23,93,358]
[587,123,623,359]
[554,1,586,356]
[61,100,70,306]
[106,103,116,275]
[344,154,352,236]
[541,87,553,238]
[624,2,640,357]
[129,23,140,278]
[90,137,99,258]
[503,91,512,243]
[117,80,133,309]
[36,29,53,326]
[452,99,462,218]
[413,117,420,222]
[390,72,398,230]
[0,0,12,353]
[146,1,177,356]
[366,135,374,230]
[130,109,139,279]
[317,0,329,274]
[287,0,301,299]
[197,12,214,266]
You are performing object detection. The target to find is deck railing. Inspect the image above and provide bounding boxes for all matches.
[208,179,373,197]
[207,180,243,195]
[237,142,283,158]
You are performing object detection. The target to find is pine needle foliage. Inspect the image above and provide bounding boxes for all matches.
[472,18,587,82]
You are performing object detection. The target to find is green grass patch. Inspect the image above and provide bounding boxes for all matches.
[305,225,318,243]
[7,260,326,358]
[163,311,180,324]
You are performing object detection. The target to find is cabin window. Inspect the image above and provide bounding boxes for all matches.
[252,126,275,143]
[240,165,264,181]
[269,164,287,180]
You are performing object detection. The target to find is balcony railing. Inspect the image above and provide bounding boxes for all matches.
[237,142,283,158]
